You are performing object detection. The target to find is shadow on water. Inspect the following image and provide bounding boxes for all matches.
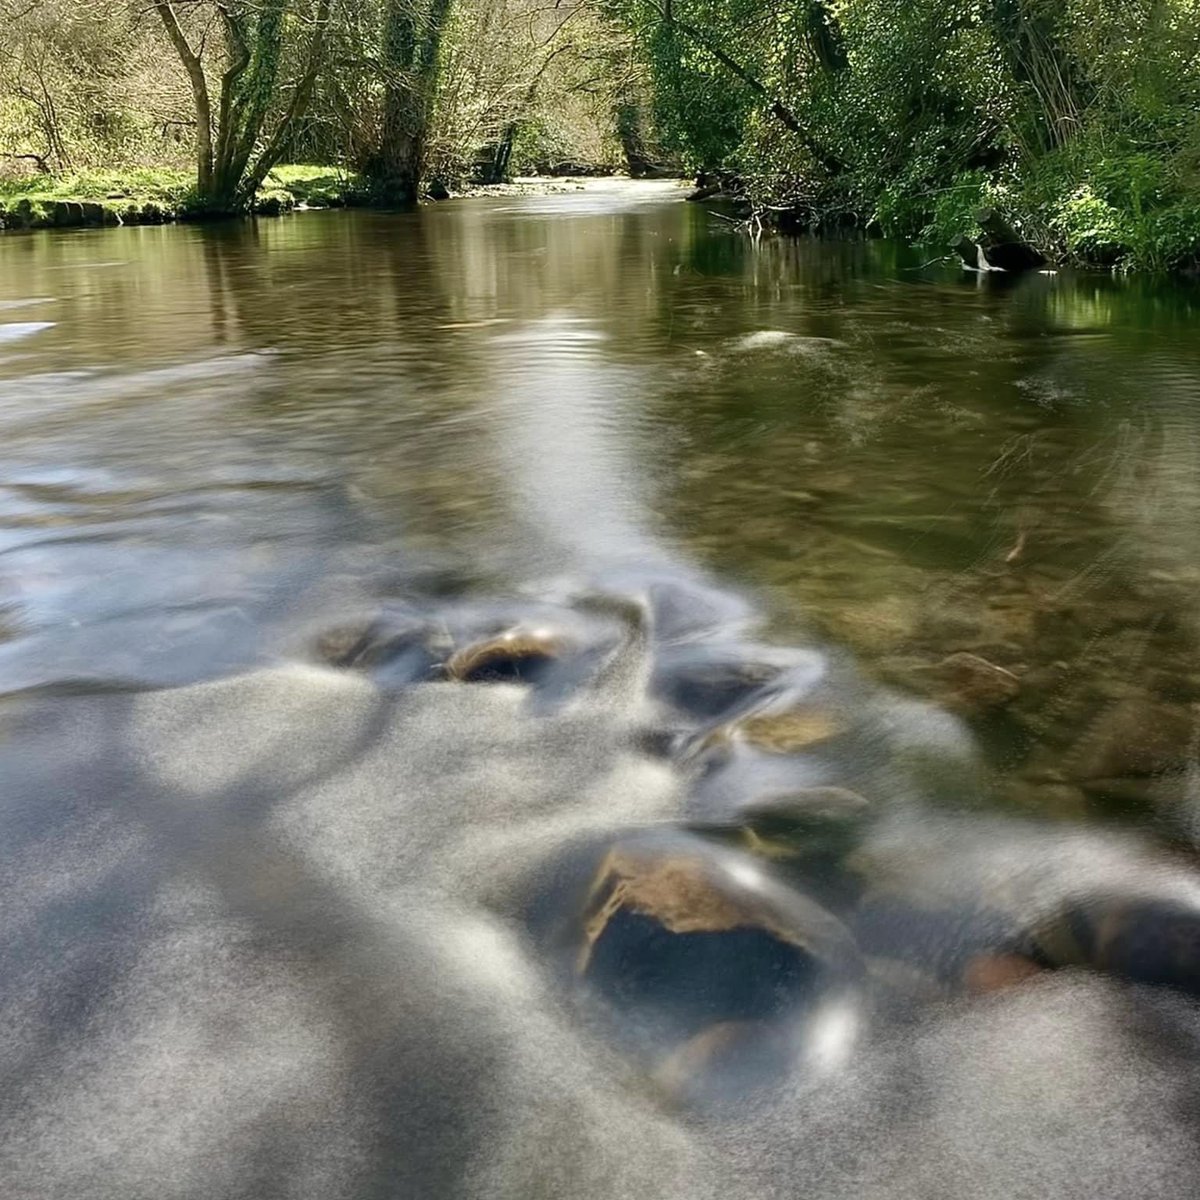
[1,182,1200,1198]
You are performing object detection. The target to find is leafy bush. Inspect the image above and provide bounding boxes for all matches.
[612,0,1200,271]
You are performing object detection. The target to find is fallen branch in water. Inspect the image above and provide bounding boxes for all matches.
[904,254,957,271]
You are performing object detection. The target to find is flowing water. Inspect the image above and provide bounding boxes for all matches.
[2,180,1200,1198]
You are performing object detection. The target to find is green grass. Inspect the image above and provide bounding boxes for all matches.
[0,164,366,230]
[264,164,368,207]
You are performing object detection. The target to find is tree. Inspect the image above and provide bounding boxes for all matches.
[152,0,333,211]
[0,0,151,172]
[365,0,454,204]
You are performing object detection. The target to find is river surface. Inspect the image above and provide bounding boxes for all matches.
[2,180,1200,1198]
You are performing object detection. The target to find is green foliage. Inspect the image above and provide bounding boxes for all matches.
[1021,140,1200,270]
[3,0,1199,267]
[265,165,368,206]
[610,0,1200,271]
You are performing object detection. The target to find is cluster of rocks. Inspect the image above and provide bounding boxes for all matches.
[313,578,1200,1106]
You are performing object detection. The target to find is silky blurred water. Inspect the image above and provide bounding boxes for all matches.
[2,180,1198,824]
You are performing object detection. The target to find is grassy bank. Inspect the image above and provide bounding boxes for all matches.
[0,166,367,232]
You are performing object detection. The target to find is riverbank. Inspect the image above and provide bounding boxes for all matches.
[687,174,1200,277]
[0,166,369,232]
[0,167,680,233]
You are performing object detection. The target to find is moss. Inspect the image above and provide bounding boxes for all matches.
[0,164,365,231]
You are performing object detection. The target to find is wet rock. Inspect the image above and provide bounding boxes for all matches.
[734,705,847,753]
[1072,698,1198,780]
[881,652,1019,717]
[315,618,387,666]
[314,611,440,683]
[652,1019,793,1107]
[927,653,1020,715]
[587,567,756,642]
[1015,661,1072,704]
[652,647,784,721]
[1002,781,1091,821]
[1034,895,1200,995]
[444,628,567,684]
[577,833,862,1048]
[850,874,1022,990]
[718,786,872,863]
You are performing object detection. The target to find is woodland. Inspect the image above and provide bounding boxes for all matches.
[2,1,1199,269]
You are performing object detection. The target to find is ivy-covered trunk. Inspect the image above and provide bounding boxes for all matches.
[153,0,331,215]
[368,0,453,206]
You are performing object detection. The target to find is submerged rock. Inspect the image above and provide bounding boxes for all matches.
[927,652,1021,715]
[962,952,1044,995]
[1033,894,1200,994]
[879,651,1020,717]
[1071,697,1198,780]
[573,831,863,1095]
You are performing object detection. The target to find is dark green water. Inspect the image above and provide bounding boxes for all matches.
[3,182,1200,1200]
[2,182,1197,823]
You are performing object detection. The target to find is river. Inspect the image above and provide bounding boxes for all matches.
[1,180,1199,1199]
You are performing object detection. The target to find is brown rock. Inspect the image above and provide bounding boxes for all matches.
[929,652,1021,714]
[1072,698,1198,780]
[444,629,565,683]
[1003,781,1091,821]
[576,835,861,986]
[738,706,845,753]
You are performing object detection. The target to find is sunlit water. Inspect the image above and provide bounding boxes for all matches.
[1,180,1199,1198]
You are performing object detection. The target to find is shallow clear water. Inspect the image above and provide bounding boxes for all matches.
[2,181,1200,1199]
[3,182,1199,820]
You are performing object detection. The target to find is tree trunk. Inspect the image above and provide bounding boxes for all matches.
[806,1,848,74]
[370,0,453,206]
[154,1,215,198]
[157,0,330,214]
[642,0,843,176]
[237,0,333,207]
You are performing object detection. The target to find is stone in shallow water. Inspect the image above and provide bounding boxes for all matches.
[1033,895,1200,994]
[879,651,1020,716]
[576,832,862,1066]
[1071,696,1198,779]
[445,628,567,683]
[962,952,1043,994]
